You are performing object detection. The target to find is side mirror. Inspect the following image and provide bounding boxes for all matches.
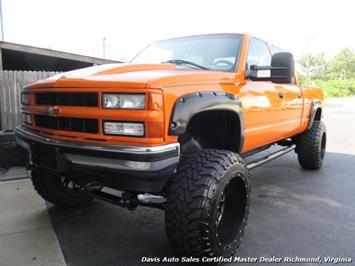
[271,52,294,84]
[247,52,295,84]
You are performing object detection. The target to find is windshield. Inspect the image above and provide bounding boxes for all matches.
[131,34,242,72]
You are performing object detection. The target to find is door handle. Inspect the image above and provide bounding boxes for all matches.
[278,91,285,99]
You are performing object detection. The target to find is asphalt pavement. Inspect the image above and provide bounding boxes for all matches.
[1,97,354,266]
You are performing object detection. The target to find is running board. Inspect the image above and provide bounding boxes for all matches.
[246,145,296,170]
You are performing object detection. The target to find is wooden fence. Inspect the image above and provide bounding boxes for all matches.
[0,71,60,130]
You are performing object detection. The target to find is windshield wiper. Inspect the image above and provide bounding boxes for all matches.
[163,59,210,70]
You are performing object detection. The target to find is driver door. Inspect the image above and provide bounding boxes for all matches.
[240,38,285,152]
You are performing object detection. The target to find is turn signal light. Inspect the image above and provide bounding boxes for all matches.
[148,93,163,111]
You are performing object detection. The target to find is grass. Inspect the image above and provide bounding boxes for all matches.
[313,79,355,97]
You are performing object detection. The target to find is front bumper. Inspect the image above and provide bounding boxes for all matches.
[15,126,180,192]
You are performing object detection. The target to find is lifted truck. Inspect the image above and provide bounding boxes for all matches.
[15,33,326,258]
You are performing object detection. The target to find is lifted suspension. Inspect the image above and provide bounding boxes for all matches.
[85,182,166,210]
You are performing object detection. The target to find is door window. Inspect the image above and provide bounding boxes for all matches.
[247,38,272,78]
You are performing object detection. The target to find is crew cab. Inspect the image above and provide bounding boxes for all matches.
[15,33,326,259]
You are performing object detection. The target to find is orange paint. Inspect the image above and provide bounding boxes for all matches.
[21,33,324,153]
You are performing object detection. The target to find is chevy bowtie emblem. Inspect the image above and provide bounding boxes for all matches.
[46,106,60,116]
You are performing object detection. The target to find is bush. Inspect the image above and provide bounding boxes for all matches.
[313,79,355,97]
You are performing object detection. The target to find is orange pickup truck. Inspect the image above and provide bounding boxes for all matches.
[16,33,326,258]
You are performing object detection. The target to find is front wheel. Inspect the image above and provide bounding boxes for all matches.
[165,149,251,258]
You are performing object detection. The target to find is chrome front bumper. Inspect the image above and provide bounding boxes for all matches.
[15,126,180,173]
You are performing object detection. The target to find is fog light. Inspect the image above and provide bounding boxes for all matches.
[104,122,144,136]
[22,113,32,125]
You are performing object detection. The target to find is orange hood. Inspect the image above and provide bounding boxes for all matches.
[25,63,237,90]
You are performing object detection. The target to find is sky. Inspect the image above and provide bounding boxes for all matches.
[1,0,355,62]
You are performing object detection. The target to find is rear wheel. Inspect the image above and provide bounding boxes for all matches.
[165,149,251,258]
[296,120,326,170]
[31,168,93,207]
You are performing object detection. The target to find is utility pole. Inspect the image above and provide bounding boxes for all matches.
[0,0,4,70]
[96,38,110,59]
[0,0,4,41]
[102,37,106,59]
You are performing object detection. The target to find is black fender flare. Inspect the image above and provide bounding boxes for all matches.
[307,99,322,130]
[169,91,244,152]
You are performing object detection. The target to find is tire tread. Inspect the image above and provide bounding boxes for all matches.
[31,169,92,207]
[165,149,251,257]
[297,120,326,170]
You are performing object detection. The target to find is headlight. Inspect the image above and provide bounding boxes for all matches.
[102,94,145,109]
[104,121,144,136]
[21,92,30,105]
[22,113,32,125]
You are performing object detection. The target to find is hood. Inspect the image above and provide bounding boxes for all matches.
[26,63,236,89]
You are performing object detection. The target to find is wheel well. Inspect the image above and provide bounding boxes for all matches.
[178,110,241,153]
[314,108,322,121]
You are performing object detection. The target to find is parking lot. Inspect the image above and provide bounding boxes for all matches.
[0,97,354,266]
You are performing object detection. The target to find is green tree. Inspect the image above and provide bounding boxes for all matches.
[298,53,329,85]
[329,48,355,80]
[298,48,355,97]
[312,54,329,80]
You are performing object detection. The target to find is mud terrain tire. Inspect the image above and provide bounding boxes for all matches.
[31,169,93,207]
[165,149,251,258]
[296,120,326,170]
